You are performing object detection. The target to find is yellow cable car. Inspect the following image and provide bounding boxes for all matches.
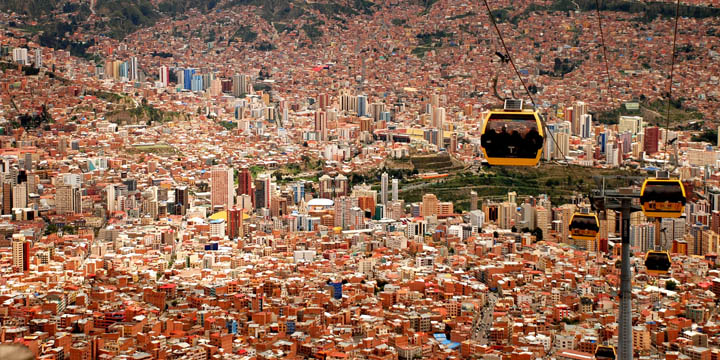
[644,250,672,276]
[480,100,544,166]
[595,344,616,359]
[569,213,600,241]
[640,178,686,218]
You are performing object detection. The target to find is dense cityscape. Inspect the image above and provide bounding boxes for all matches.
[1,0,720,359]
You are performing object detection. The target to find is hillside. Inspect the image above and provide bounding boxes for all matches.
[4,0,383,41]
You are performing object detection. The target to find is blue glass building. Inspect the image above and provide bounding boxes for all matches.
[183,68,196,90]
[191,74,203,92]
[357,95,367,117]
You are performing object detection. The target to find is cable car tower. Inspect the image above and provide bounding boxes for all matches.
[590,179,642,360]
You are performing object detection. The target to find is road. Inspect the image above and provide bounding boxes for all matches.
[473,292,498,345]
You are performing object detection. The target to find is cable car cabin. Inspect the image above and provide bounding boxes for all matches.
[644,251,672,276]
[640,179,686,218]
[569,213,600,241]
[480,100,544,166]
[595,345,616,360]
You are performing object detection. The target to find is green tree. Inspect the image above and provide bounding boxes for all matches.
[61,225,76,234]
[665,280,677,291]
[44,223,59,235]
[532,228,543,241]
[691,129,717,143]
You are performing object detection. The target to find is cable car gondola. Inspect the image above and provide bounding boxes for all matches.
[568,213,600,241]
[480,99,544,166]
[640,178,686,218]
[644,251,672,276]
[595,344,616,359]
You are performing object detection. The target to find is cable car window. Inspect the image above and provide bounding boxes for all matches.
[595,345,616,359]
[640,179,686,218]
[645,251,671,275]
[642,181,685,203]
[482,113,543,159]
[569,214,599,239]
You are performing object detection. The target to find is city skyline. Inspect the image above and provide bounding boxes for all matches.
[0,0,719,359]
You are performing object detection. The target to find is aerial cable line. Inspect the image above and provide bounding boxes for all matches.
[480,0,569,164]
[594,0,682,171]
[663,0,681,158]
[594,0,616,110]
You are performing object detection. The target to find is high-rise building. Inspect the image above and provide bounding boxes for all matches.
[119,61,128,79]
[12,183,27,209]
[2,182,12,215]
[521,203,535,230]
[469,209,485,228]
[56,184,81,214]
[507,191,517,204]
[572,101,587,136]
[24,153,32,171]
[232,74,251,97]
[292,182,305,204]
[431,93,439,108]
[340,92,357,113]
[183,68,196,90]
[662,217,686,248]
[557,204,576,242]
[12,234,29,272]
[598,132,607,154]
[334,197,358,229]
[319,175,334,199]
[201,73,212,90]
[34,48,42,68]
[318,93,330,110]
[544,124,556,161]
[555,132,570,160]
[421,194,439,217]
[380,172,389,205]
[392,179,399,202]
[174,186,189,215]
[253,174,271,210]
[106,185,116,214]
[618,116,643,134]
[432,107,445,129]
[315,111,328,141]
[12,48,28,65]
[606,142,621,166]
[357,95,367,117]
[58,137,68,155]
[129,56,138,81]
[211,166,234,210]
[432,107,446,148]
[630,223,655,252]
[191,74,204,92]
[644,126,660,154]
[335,175,349,197]
[499,202,515,229]
[536,206,550,239]
[580,114,592,139]
[237,167,253,200]
[370,102,385,121]
[470,191,478,211]
[159,65,169,87]
[228,207,243,239]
